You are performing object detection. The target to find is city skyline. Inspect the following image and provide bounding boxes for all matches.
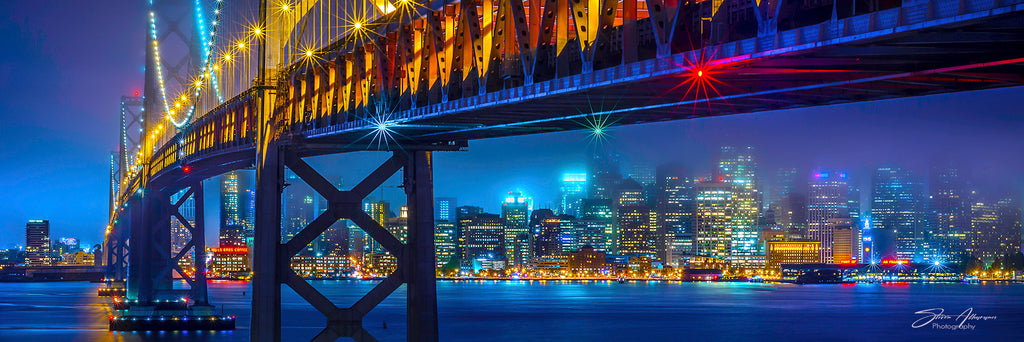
[5,93,1024,247]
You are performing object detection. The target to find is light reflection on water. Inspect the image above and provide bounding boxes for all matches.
[0,280,1022,341]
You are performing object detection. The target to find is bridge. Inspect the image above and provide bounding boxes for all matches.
[101,0,1024,340]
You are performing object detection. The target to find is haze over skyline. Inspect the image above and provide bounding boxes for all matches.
[3,1,1024,248]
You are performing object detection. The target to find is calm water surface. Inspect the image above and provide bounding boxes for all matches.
[1,280,1022,341]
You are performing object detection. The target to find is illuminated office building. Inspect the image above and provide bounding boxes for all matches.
[718,147,760,266]
[807,171,849,263]
[871,167,924,261]
[460,213,505,264]
[695,181,733,260]
[929,164,972,261]
[831,218,855,263]
[766,240,821,270]
[434,197,457,223]
[25,220,51,266]
[588,148,621,200]
[657,164,695,266]
[434,221,457,268]
[616,179,655,257]
[559,173,587,217]
[502,191,531,265]
[578,199,613,252]
[530,209,560,258]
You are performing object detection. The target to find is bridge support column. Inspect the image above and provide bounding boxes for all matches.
[251,146,443,342]
[252,140,283,342]
[405,151,438,341]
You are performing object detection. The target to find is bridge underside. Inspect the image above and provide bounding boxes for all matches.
[303,12,1024,147]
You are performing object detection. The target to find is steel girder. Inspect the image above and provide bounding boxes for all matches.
[252,148,438,342]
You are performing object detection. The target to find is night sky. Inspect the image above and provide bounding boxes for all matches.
[2,1,1024,248]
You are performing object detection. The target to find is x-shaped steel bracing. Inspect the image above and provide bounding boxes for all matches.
[281,150,410,341]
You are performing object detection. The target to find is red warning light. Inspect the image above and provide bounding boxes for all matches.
[182,165,192,174]
[134,90,139,97]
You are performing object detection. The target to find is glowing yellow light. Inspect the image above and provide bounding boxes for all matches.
[354,22,362,29]
[238,42,245,49]
[305,49,313,57]
[698,70,703,77]
[254,28,262,35]
[281,4,289,11]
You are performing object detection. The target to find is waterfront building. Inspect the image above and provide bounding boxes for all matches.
[25,220,51,266]
[208,246,250,279]
[569,246,607,276]
[290,255,352,278]
[62,250,95,265]
[766,240,821,271]
[532,255,570,276]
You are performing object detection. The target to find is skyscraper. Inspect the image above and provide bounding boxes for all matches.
[871,167,924,261]
[434,197,457,223]
[578,199,613,253]
[616,179,655,257]
[530,209,560,258]
[629,162,657,204]
[695,181,733,260]
[434,221,457,267]
[502,191,530,265]
[25,220,51,266]
[971,196,1023,262]
[807,171,849,263]
[929,164,972,261]
[657,164,695,266]
[559,173,587,217]
[771,168,798,231]
[588,147,621,200]
[460,213,505,266]
[718,146,760,266]
[221,171,242,227]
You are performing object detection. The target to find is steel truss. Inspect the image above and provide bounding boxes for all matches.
[253,147,438,342]
[126,182,210,307]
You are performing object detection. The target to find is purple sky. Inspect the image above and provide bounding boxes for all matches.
[2,1,1024,248]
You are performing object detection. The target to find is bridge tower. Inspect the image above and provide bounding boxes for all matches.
[103,1,232,330]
